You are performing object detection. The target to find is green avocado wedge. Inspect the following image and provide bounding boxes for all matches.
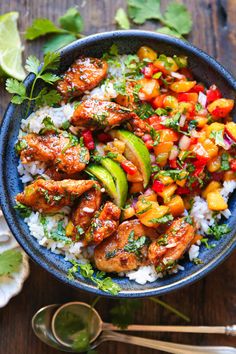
[101,158,128,208]
[86,163,127,208]
[110,130,151,187]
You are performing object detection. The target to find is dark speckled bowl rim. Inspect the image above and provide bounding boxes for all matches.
[0,30,236,298]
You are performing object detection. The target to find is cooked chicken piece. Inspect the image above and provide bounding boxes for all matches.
[44,167,81,181]
[18,132,89,175]
[57,57,108,100]
[148,217,195,272]
[94,219,158,273]
[115,82,138,110]
[16,179,101,213]
[85,202,121,244]
[71,99,138,129]
[71,186,102,234]
[128,114,151,137]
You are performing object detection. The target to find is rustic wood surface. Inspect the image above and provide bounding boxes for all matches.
[0,1,236,353]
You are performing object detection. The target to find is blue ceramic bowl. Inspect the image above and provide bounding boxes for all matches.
[1,30,236,298]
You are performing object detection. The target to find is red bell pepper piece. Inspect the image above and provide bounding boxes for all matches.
[151,94,167,109]
[177,93,198,103]
[177,186,190,195]
[206,85,222,103]
[120,160,137,175]
[169,159,178,168]
[81,130,95,150]
[211,106,231,118]
[97,132,112,143]
[191,84,205,93]
[148,115,165,130]
[152,180,165,193]
[230,159,236,171]
[142,63,159,78]
[190,137,198,145]
[145,139,154,150]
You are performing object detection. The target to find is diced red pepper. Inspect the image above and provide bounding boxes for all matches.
[97,132,112,143]
[211,106,231,118]
[191,84,205,93]
[142,63,159,78]
[230,159,236,171]
[148,114,165,130]
[151,94,167,109]
[81,130,95,150]
[120,160,137,175]
[206,85,222,104]
[177,186,190,195]
[177,93,198,103]
[152,180,165,193]
[145,139,154,150]
[190,137,198,145]
[169,159,178,168]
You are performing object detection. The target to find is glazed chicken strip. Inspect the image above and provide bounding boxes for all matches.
[57,57,108,100]
[71,186,102,234]
[71,99,139,129]
[16,179,101,213]
[18,132,89,175]
[94,219,158,273]
[148,217,195,272]
[85,202,121,244]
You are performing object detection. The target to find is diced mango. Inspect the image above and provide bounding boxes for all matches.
[170,80,196,93]
[138,78,160,101]
[202,138,218,158]
[157,174,174,185]
[138,191,157,203]
[195,116,208,128]
[206,191,227,211]
[166,195,185,217]
[129,182,144,194]
[202,181,221,199]
[137,46,157,61]
[127,169,143,183]
[225,121,236,142]
[65,220,74,237]
[159,129,179,143]
[176,178,187,187]
[156,152,169,167]
[138,204,170,227]
[163,95,179,110]
[207,98,234,117]
[207,156,221,172]
[191,234,203,245]
[123,206,135,220]
[206,122,225,137]
[154,57,178,74]
[224,170,236,181]
[157,184,177,203]
[154,141,173,156]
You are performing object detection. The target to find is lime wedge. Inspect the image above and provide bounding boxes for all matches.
[110,130,151,187]
[101,158,128,207]
[0,12,26,80]
[86,164,118,204]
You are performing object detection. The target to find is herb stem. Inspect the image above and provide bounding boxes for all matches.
[149,297,190,322]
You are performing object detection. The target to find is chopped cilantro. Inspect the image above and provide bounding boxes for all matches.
[173,55,188,68]
[61,120,70,130]
[39,116,59,134]
[135,102,155,120]
[210,130,225,148]
[110,299,140,329]
[221,153,230,171]
[192,257,204,265]
[15,139,28,154]
[159,169,188,181]
[124,230,149,255]
[188,119,198,130]
[155,108,168,116]
[195,102,203,112]
[149,214,174,224]
[49,221,72,244]
[207,224,231,240]
[14,202,32,217]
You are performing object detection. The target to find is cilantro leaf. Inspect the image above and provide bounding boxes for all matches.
[135,102,155,120]
[207,224,231,240]
[25,18,63,40]
[110,299,140,329]
[162,2,192,35]
[149,214,174,224]
[210,129,226,148]
[59,7,84,33]
[0,250,23,276]
[6,78,26,96]
[42,51,60,71]
[14,202,32,217]
[221,153,230,171]
[36,89,61,107]
[127,0,162,24]
[115,8,130,29]
[39,73,60,84]
[124,230,149,255]
[157,26,183,38]
[43,33,77,54]
[25,55,40,74]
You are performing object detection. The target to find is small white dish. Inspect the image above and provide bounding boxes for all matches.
[0,209,30,308]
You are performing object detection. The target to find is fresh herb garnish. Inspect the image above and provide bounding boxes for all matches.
[210,129,225,148]
[105,250,117,259]
[124,230,149,255]
[149,214,174,224]
[195,102,203,112]
[192,257,204,265]
[39,116,59,134]
[221,153,230,171]
[159,169,188,181]
[110,299,140,329]
[49,220,72,244]
[15,139,28,153]
[67,261,121,295]
[207,224,231,240]
[0,249,23,276]
[14,202,32,217]
[135,102,155,120]
[6,52,61,108]
[25,8,84,53]
[115,8,130,29]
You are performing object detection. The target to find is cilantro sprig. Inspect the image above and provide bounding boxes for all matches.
[6,52,61,109]
[25,7,84,53]
[0,249,23,276]
[68,261,121,295]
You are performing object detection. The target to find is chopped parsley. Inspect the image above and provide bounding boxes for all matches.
[14,202,32,217]
[149,214,174,224]
[206,224,231,240]
[67,260,121,295]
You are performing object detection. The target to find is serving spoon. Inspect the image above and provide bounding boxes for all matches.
[32,303,236,354]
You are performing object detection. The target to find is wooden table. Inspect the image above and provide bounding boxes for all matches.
[0,1,236,353]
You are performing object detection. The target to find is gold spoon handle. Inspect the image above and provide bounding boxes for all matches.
[102,323,236,336]
[100,331,236,354]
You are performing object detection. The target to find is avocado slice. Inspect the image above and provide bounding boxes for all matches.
[110,129,151,187]
[101,158,128,208]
